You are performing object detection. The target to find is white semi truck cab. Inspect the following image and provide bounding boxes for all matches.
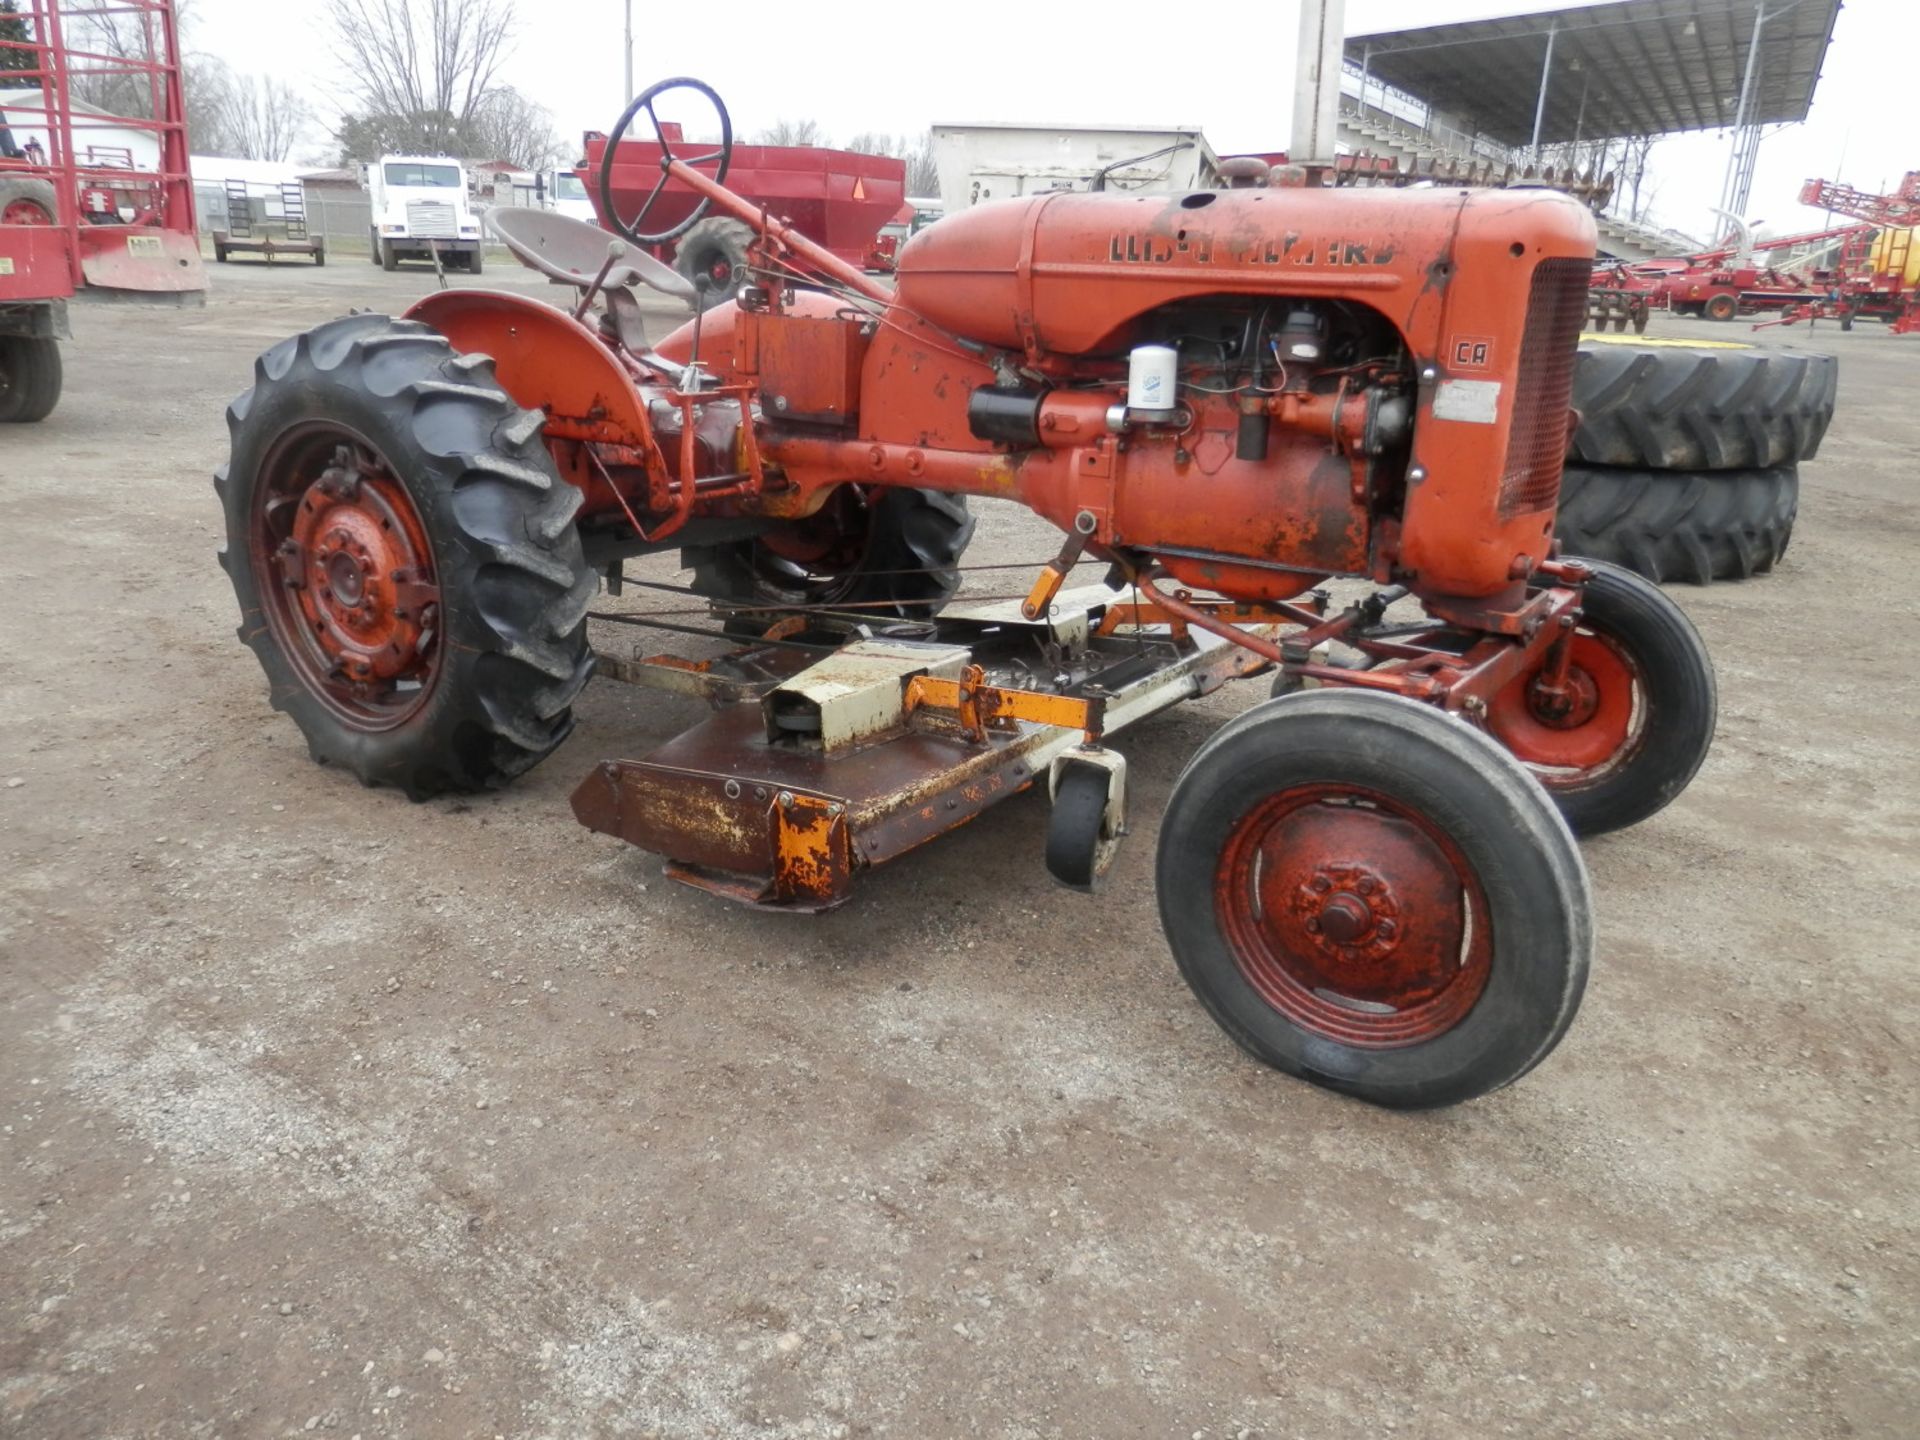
[543,169,597,224]
[367,156,483,272]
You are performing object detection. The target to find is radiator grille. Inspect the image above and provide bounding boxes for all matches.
[1499,257,1589,518]
[405,200,457,238]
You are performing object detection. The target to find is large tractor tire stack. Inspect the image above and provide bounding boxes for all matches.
[1556,337,1838,583]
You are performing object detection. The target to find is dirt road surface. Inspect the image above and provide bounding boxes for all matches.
[2,259,1915,1438]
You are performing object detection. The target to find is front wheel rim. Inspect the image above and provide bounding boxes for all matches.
[1215,784,1493,1048]
[1485,630,1643,786]
[250,422,443,731]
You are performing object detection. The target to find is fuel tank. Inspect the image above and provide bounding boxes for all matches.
[893,185,1596,356]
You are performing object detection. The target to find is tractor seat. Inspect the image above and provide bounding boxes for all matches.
[485,206,697,305]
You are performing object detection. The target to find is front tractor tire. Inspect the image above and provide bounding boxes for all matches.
[217,313,595,799]
[1485,560,1716,837]
[1158,690,1592,1110]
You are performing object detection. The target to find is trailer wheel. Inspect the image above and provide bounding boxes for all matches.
[0,176,58,225]
[1704,293,1738,321]
[1570,340,1835,469]
[688,485,975,626]
[217,313,595,798]
[1157,690,1590,1109]
[1554,463,1796,583]
[673,216,754,311]
[1484,560,1715,837]
[0,334,62,423]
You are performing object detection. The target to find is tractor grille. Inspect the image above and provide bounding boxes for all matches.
[405,200,457,238]
[1499,256,1589,518]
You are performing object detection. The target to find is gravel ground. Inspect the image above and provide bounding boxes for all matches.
[1,257,1915,1439]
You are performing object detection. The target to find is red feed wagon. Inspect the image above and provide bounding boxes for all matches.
[582,117,905,305]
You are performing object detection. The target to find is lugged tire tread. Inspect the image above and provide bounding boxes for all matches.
[218,311,594,797]
[1569,343,1836,471]
[1554,463,1796,585]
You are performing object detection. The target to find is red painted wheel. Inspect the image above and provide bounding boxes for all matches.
[1485,628,1642,784]
[2,197,53,225]
[1482,561,1715,837]
[218,312,594,798]
[1215,783,1493,1050]
[249,424,442,731]
[1157,690,1590,1109]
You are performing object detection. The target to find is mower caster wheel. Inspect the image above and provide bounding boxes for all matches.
[1486,560,1715,837]
[1158,690,1591,1109]
[1046,750,1126,891]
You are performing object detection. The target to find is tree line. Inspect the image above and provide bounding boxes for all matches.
[0,0,940,193]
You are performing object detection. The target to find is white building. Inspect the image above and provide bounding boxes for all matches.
[0,88,162,172]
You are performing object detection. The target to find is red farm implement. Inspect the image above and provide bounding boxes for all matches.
[581,87,905,306]
[0,0,205,421]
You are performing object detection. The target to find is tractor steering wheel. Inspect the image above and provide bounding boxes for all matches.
[598,77,734,246]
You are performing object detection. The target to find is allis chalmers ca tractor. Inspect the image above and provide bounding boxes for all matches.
[217,79,1717,1109]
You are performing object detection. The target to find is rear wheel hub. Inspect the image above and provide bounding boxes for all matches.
[253,431,442,728]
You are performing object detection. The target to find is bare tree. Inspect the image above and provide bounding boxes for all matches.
[327,0,516,154]
[754,118,821,147]
[211,72,315,161]
[844,130,940,197]
[1613,133,1658,222]
[463,84,561,169]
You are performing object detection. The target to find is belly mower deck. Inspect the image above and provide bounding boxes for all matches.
[571,586,1281,909]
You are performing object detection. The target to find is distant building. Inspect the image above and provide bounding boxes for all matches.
[0,88,162,172]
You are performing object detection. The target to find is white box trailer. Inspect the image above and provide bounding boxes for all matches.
[931,122,1220,211]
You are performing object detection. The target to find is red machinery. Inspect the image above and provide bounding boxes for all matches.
[582,94,905,302]
[1593,172,1920,331]
[1762,172,1920,332]
[216,80,1719,1110]
[0,0,205,421]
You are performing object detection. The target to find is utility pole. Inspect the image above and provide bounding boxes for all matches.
[1291,0,1346,167]
[624,0,633,103]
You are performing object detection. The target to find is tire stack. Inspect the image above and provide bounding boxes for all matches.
[1556,339,1838,583]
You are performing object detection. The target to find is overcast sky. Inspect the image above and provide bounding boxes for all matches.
[186,0,1906,242]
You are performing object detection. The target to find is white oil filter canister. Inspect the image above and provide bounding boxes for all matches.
[1127,344,1178,415]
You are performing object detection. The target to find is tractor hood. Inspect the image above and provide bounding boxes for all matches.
[892,184,1597,355]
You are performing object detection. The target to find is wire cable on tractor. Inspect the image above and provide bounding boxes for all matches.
[216,77,1718,1110]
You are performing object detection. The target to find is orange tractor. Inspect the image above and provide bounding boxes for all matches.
[217,79,1716,1109]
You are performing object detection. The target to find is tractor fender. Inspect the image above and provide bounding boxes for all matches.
[405,289,656,454]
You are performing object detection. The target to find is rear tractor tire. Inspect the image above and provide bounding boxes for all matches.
[216,313,595,798]
[1555,463,1797,584]
[1485,560,1716,837]
[0,333,63,423]
[687,485,976,633]
[1157,690,1592,1110]
[1569,340,1836,470]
